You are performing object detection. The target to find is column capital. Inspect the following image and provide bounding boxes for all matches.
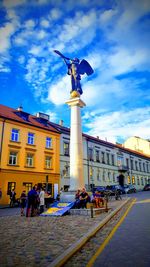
[66,97,86,108]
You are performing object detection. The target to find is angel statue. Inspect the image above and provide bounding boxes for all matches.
[54,50,94,97]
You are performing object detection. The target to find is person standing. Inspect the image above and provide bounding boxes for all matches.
[20,190,27,216]
[39,187,45,214]
[26,184,38,217]
[10,189,16,207]
[0,188,2,200]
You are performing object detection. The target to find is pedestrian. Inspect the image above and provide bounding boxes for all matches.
[26,184,38,217]
[10,189,16,207]
[20,190,27,216]
[115,189,122,200]
[39,187,45,214]
[0,188,2,200]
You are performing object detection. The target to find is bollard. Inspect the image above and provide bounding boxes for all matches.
[91,205,94,218]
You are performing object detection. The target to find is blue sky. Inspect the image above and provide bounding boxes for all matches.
[0,0,150,144]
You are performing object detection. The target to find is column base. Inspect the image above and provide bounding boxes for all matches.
[60,191,76,203]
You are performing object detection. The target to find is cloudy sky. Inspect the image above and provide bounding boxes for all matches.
[0,0,150,143]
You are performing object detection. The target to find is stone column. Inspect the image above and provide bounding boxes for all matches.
[66,97,86,191]
[60,96,86,202]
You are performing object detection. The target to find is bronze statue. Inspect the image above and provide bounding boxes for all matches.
[54,50,94,96]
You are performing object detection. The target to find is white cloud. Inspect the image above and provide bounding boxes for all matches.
[36,30,47,39]
[40,19,50,28]
[42,110,58,122]
[18,55,25,64]
[49,8,62,20]
[0,23,15,53]
[24,19,36,28]
[29,46,42,56]
[3,0,26,8]
[84,107,150,143]
[47,75,71,105]
[108,48,149,75]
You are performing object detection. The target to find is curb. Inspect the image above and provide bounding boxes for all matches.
[49,198,131,267]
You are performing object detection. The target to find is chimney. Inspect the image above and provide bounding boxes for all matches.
[59,120,64,126]
[17,105,23,112]
[97,136,99,139]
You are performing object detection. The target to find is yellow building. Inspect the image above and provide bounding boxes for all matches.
[0,104,60,205]
[124,136,150,156]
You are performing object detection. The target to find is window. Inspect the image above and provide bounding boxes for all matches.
[117,155,123,167]
[139,162,142,172]
[46,137,52,148]
[63,164,69,177]
[113,173,116,182]
[101,152,105,164]
[27,132,35,145]
[97,169,100,181]
[145,178,147,185]
[137,177,140,185]
[106,153,110,165]
[64,142,69,156]
[141,177,144,185]
[7,182,16,195]
[11,128,19,142]
[146,163,149,173]
[88,148,93,161]
[102,170,105,181]
[128,176,131,184]
[126,158,129,168]
[135,161,138,171]
[9,151,18,165]
[130,159,134,170]
[132,176,135,184]
[45,156,52,169]
[108,172,111,182]
[143,163,145,172]
[111,154,115,166]
[90,166,93,177]
[23,183,32,193]
[95,150,100,162]
[26,153,34,167]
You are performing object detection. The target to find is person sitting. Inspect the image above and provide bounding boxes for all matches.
[74,189,81,208]
[78,187,90,209]
[92,191,104,208]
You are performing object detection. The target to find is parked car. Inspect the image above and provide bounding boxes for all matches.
[123,184,136,194]
[143,184,150,191]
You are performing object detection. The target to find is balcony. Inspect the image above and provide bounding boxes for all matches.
[118,165,129,172]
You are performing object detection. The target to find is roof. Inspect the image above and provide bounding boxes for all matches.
[0,104,60,134]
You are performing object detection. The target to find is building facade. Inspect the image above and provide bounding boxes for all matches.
[124,136,150,156]
[57,126,150,191]
[0,105,60,205]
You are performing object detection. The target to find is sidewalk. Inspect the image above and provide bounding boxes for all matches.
[0,198,129,267]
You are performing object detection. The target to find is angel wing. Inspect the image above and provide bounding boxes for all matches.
[78,59,94,76]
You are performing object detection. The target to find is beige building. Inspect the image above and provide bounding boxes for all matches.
[124,136,150,156]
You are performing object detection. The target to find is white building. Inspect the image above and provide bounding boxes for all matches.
[52,123,150,191]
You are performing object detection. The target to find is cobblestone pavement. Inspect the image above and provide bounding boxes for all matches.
[0,198,128,267]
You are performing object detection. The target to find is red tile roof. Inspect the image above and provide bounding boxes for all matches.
[0,104,60,134]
